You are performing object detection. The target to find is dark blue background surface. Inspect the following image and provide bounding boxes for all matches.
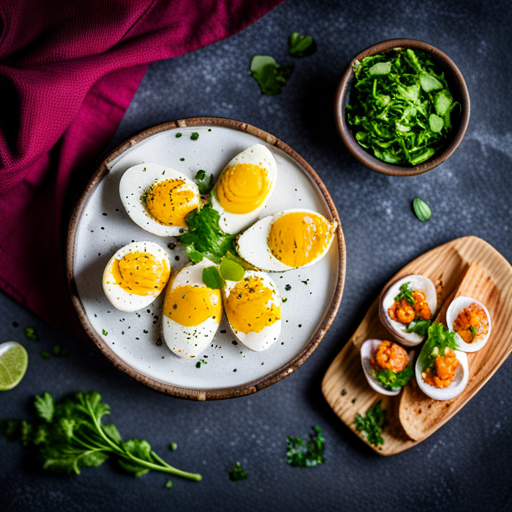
[2,1,512,510]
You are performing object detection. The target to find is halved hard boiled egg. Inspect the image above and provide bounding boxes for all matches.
[379,275,437,347]
[162,259,222,358]
[236,209,337,272]
[120,163,200,237]
[223,271,282,351]
[211,144,277,234]
[103,241,171,312]
[446,296,491,352]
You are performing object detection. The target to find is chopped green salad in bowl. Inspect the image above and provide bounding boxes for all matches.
[335,39,470,176]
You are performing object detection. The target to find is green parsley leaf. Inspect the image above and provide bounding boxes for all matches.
[195,359,207,369]
[166,480,173,488]
[194,169,213,195]
[170,442,178,451]
[34,392,54,423]
[288,32,316,58]
[190,132,199,141]
[413,198,431,221]
[229,462,248,481]
[102,329,108,336]
[250,56,293,95]
[354,401,386,448]
[175,133,182,138]
[41,351,50,360]
[373,365,413,390]
[394,282,416,305]
[25,327,38,340]
[406,319,432,336]
[219,258,244,282]
[419,322,459,372]
[202,267,225,289]
[286,426,325,467]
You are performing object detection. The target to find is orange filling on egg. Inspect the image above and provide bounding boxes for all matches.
[388,290,432,324]
[453,303,488,344]
[215,163,271,214]
[164,285,222,327]
[267,212,334,268]
[112,252,170,296]
[371,340,408,373]
[144,179,199,227]
[422,349,460,388]
[224,276,281,334]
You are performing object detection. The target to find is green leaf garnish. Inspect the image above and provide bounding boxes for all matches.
[202,267,225,289]
[373,365,413,391]
[190,132,199,141]
[288,32,316,58]
[194,169,213,195]
[195,359,207,369]
[286,426,325,467]
[25,327,38,340]
[354,401,386,448]
[228,462,248,481]
[394,282,416,305]
[419,322,458,372]
[250,56,293,95]
[406,319,432,337]
[166,480,173,488]
[219,258,244,282]
[34,393,54,423]
[413,197,431,221]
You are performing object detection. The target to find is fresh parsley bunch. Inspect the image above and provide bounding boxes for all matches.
[286,425,325,467]
[354,401,386,448]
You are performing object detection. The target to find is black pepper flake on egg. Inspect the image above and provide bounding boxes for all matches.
[285,284,291,291]
[220,330,226,334]
[232,340,238,346]
[175,256,180,261]
[168,242,176,250]
[102,213,107,216]
[101,227,105,230]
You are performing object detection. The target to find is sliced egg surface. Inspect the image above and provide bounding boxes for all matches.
[120,163,200,237]
[223,270,282,351]
[211,144,277,234]
[446,296,491,353]
[236,209,337,272]
[103,241,171,312]
[415,349,468,400]
[162,259,222,358]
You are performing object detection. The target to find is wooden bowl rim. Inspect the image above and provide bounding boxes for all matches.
[334,38,471,177]
[66,116,347,401]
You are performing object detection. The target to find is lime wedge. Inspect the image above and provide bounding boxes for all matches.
[0,341,28,391]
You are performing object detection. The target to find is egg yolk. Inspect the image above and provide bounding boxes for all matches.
[371,340,408,373]
[112,252,169,296]
[164,285,221,327]
[453,303,489,343]
[267,212,334,268]
[224,276,281,334]
[144,179,198,227]
[215,163,271,214]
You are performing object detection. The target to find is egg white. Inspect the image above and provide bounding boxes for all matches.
[211,144,277,235]
[119,162,200,237]
[236,209,337,272]
[223,270,282,352]
[163,259,222,359]
[446,296,491,353]
[102,241,170,313]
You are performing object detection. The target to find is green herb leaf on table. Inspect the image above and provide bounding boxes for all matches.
[34,392,54,423]
[229,462,248,482]
[406,319,432,336]
[250,56,293,95]
[25,327,37,340]
[202,267,225,290]
[354,400,386,448]
[219,257,244,282]
[166,480,173,488]
[413,198,431,221]
[393,282,416,305]
[288,32,316,58]
[286,425,325,467]
[373,365,413,390]
[419,322,458,372]
[194,170,213,195]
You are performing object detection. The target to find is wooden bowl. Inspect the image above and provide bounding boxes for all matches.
[334,38,470,176]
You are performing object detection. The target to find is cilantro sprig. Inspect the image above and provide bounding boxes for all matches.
[419,322,458,372]
[288,33,316,58]
[354,401,386,448]
[250,56,293,95]
[406,318,431,337]
[394,282,416,305]
[286,426,325,467]
[229,462,248,481]
[373,365,413,390]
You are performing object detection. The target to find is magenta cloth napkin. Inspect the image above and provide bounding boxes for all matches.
[0,0,282,335]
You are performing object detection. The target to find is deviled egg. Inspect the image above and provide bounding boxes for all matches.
[379,275,437,346]
[162,259,222,358]
[120,163,200,237]
[223,270,282,351]
[236,209,337,272]
[446,296,491,352]
[211,145,277,234]
[103,241,171,312]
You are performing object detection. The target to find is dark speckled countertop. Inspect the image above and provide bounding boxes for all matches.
[2,1,512,511]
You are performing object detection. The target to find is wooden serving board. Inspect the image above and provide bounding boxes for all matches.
[321,236,512,455]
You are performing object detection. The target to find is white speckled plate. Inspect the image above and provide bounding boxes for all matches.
[67,118,346,400]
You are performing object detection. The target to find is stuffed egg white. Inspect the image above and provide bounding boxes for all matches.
[236,209,337,272]
[162,259,222,358]
[211,144,277,234]
[103,241,171,312]
[223,270,281,351]
[120,163,200,237]
[379,275,437,347]
[446,296,491,353]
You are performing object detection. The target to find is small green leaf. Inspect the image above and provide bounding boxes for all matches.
[413,198,431,222]
[190,132,199,141]
[229,462,248,481]
[406,319,432,337]
[369,61,391,75]
[429,114,444,133]
[419,72,443,92]
[250,56,293,95]
[435,90,453,116]
[102,329,108,336]
[219,258,244,282]
[175,133,182,138]
[25,327,38,340]
[202,267,225,289]
[185,244,204,264]
[195,170,206,181]
[288,32,316,58]
[166,480,173,488]
[34,392,54,423]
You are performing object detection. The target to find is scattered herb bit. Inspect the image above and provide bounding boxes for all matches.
[0,391,202,481]
[285,284,292,291]
[413,198,432,221]
[347,49,459,165]
[170,443,178,451]
[419,322,458,372]
[228,462,248,482]
[394,282,416,305]
[52,345,61,356]
[351,398,356,404]
[194,169,213,195]
[219,258,244,282]
[341,388,347,396]
[286,426,325,467]
[373,365,414,390]
[301,280,308,285]
[190,132,199,141]
[25,327,38,340]
[250,55,293,95]
[288,32,316,58]
[102,329,108,336]
[202,267,225,290]
[282,298,288,303]
[354,401,386,448]
[175,133,182,138]
[195,359,208,369]
[166,480,173,488]
[406,318,432,337]
[41,351,50,360]
[180,158,185,162]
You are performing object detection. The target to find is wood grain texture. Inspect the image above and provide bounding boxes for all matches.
[321,236,512,455]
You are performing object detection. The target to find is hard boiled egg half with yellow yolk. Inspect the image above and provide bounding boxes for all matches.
[103,241,171,312]
[223,270,282,351]
[236,209,337,272]
[120,163,200,237]
[211,144,277,234]
[162,259,222,358]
